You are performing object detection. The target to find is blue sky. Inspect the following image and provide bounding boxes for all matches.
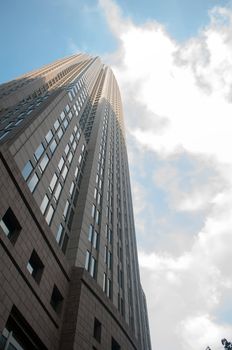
[2,1,232,350]
[0,0,230,82]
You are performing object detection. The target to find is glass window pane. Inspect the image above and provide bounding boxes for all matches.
[45,130,53,143]
[85,251,90,270]
[54,120,60,130]
[63,119,68,129]
[68,152,73,164]
[40,195,49,214]
[58,157,64,171]
[91,204,96,218]
[90,257,96,277]
[54,183,62,201]
[34,143,44,161]
[65,144,70,155]
[88,225,93,242]
[69,182,74,196]
[28,173,39,192]
[60,111,65,120]
[49,173,58,192]
[74,167,79,178]
[22,161,33,180]
[50,139,57,153]
[62,165,68,180]
[39,154,49,172]
[45,205,54,225]
[93,231,98,249]
[63,201,70,219]
[56,224,64,244]
[57,128,63,139]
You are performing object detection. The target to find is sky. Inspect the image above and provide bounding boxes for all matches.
[1,0,232,349]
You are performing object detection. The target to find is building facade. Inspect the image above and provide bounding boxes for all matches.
[0,54,152,350]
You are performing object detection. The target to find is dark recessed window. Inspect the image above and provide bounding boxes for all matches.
[112,337,121,350]
[27,250,44,284]
[0,208,21,243]
[50,285,63,314]
[93,318,101,343]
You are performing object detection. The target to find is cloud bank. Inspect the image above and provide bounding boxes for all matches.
[99,0,232,349]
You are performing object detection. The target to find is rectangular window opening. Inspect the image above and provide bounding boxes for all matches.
[0,208,21,243]
[93,318,101,343]
[27,250,44,284]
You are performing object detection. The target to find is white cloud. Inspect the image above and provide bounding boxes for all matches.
[99,1,232,349]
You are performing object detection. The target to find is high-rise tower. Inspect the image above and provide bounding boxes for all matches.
[0,54,152,350]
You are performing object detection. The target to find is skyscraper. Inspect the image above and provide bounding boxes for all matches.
[0,54,151,350]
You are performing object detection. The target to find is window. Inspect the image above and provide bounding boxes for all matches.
[93,231,98,249]
[54,183,62,201]
[65,144,70,155]
[28,173,39,192]
[107,278,112,298]
[62,165,68,180]
[49,173,58,192]
[50,139,57,153]
[56,224,64,244]
[95,210,100,225]
[27,250,44,284]
[68,91,73,101]
[73,141,77,151]
[97,193,101,205]
[88,225,93,242]
[63,201,70,219]
[108,251,112,269]
[68,152,73,164]
[45,205,54,225]
[93,318,101,343]
[57,128,63,139]
[85,250,90,270]
[91,204,96,218]
[54,119,60,130]
[15,118,23,126]
[103,273,107,292]
[61,233,69,254]
[69,182,75,197]
[90,256,96,278]
[34,143,44,161]
[67,208,74,230]
[60,111,65,120]
[50,285,63,314]
[112,338,121,350]
[1,306,47,350]
[39,154,49,172]
[45,130,53,144]
[22,161,33,180]
[40,195,49,214]
[0,208,21,243]
[74,166,79,178]
[63,119,68,129]
[58,157,64,171]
